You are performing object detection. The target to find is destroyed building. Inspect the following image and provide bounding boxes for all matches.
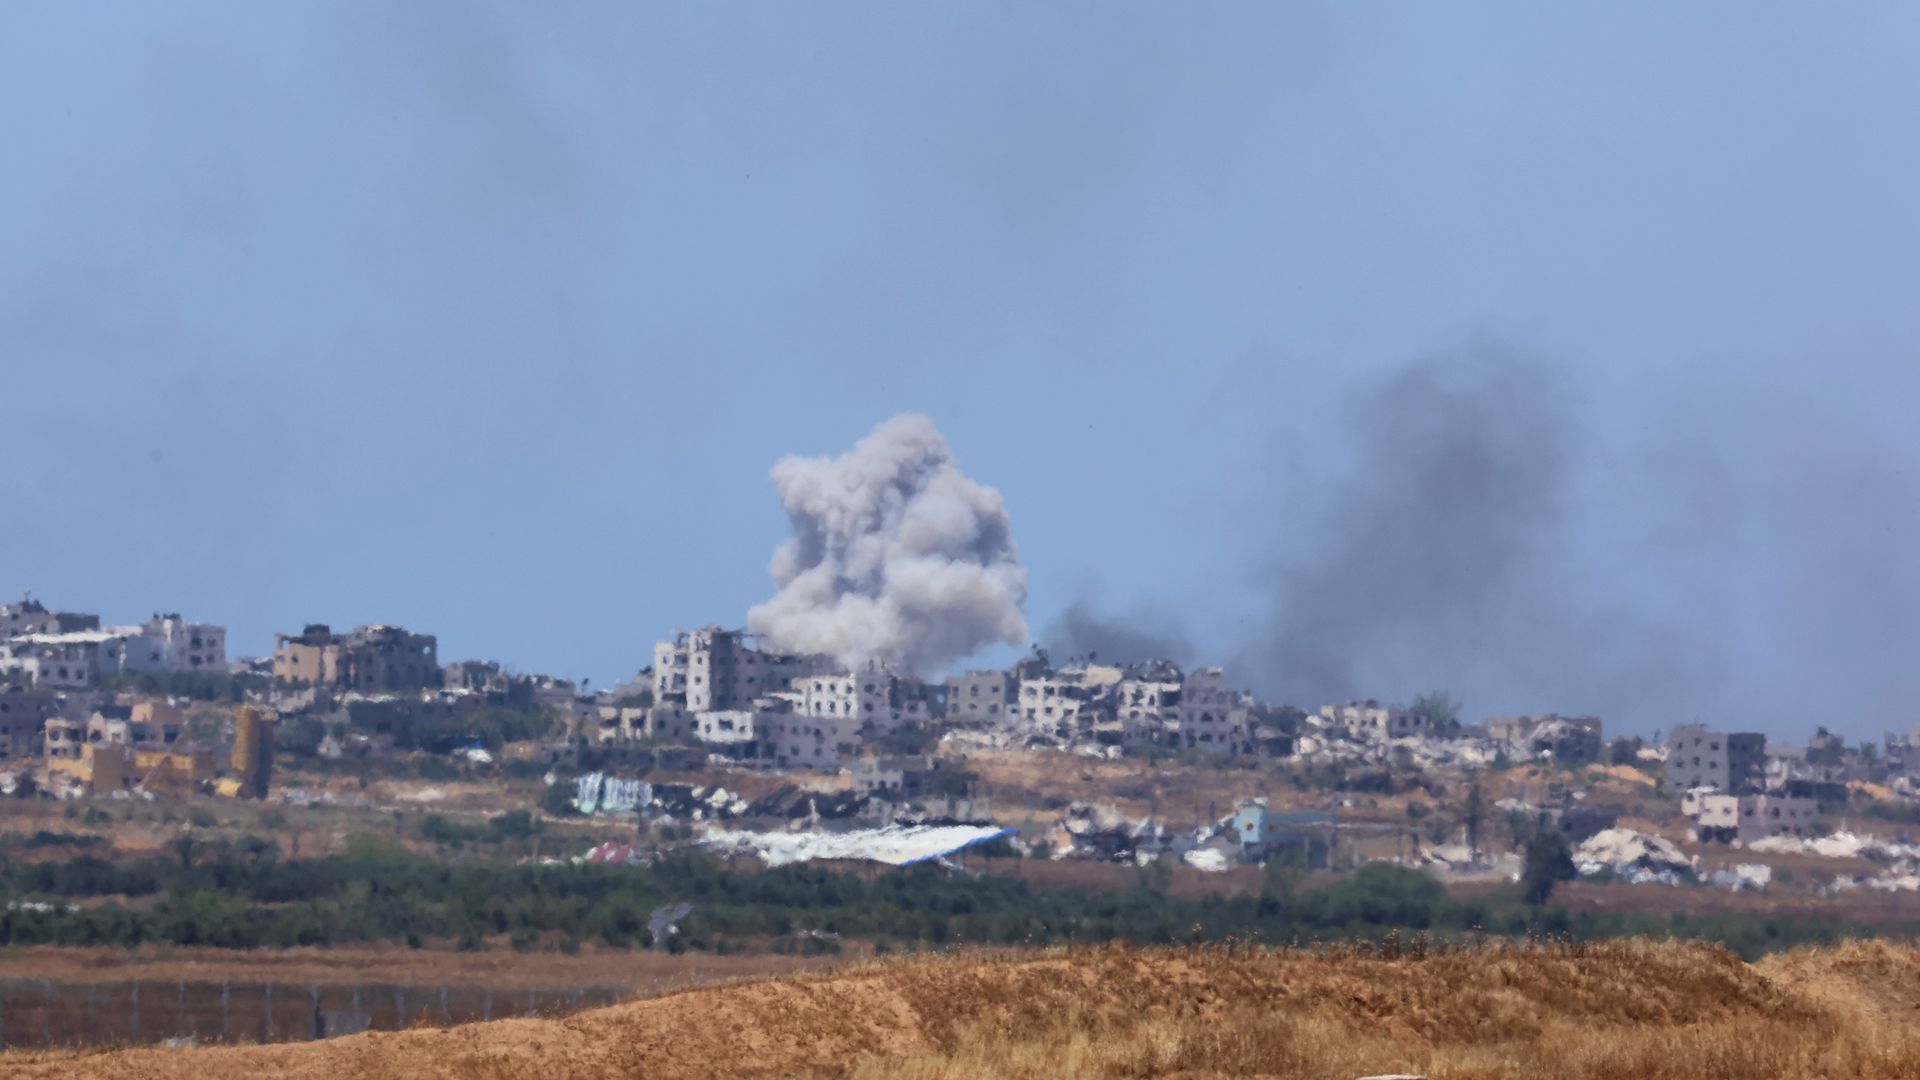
[1320,700,1429,741]
[1684,790,1818,844]
[652,626,831,713]
[272,624,441,691]
[0,631,111,689]
[1486,714,1603,764]
[0,599,98,638]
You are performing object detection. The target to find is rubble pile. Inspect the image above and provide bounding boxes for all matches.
[1747,831,1920,862]
[1573,828,1693,885]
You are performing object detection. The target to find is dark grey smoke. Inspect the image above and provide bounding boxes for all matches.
[1233,344,1702,721]
[1045,600,1195,667]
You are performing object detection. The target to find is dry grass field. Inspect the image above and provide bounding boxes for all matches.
[9,937,1920,1079]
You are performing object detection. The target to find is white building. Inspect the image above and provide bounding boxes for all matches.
[140,615,226,672]
[0,632,111,689]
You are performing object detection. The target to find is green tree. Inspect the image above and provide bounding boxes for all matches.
[1410,691,1463,736]
[1521,824,1576,906]
[1462,770,1486,861]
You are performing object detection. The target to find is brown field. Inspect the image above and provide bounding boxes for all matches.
[12,937,1920,1078]
[0,943,842,991]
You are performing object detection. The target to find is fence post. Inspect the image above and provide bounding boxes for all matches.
[264,982,274,1042]
[130,982,139,1043]
[220,980,230,1042]
[176,979,185,1040]
[41,979,51,1048]
[394,983,405,1029]
[309,984,320,1041]
[526,988,535,1017]
[439,984,448,1024]
[482,987,491,1022]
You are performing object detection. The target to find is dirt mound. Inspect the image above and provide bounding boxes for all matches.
[8,940,1918,1079]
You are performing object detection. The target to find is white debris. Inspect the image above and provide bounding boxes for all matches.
[700,823,1014,867]
[1183,848,1230,872]
[1574,827,1693,884]
[1830,872,1920,894]
[1747,831,1920,862]
[1702,863,1773,891]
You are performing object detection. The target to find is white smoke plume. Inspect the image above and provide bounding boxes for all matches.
[746,414,1027,673]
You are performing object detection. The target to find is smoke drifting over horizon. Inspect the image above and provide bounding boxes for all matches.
[747,414,1028,674]
[1224,343,1919,734]
[1235,345,1579,704]
[1045,600,1195,667]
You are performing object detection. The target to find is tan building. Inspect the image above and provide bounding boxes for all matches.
[272,624,441,690]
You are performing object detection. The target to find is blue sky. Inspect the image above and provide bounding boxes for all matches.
[3,5,1916,737]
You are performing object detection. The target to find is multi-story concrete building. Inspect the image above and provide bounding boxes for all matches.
[791,671,942,735]
[1684,790,1818,844]
[1016,674,1099,741]
[0,686,55,762]
[753,698,862,769]
[1113,665,1184,745]
[1171,668,1249,754]
[652,627,831,713]
[138,615,226,672]
[272,624,441,691]
[97,631,169,675]
[1665,724,1766,794]
[0,631,111,689]
[946,670,1016,726]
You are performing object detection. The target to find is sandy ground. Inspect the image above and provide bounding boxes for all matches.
[11,938,1920,1079]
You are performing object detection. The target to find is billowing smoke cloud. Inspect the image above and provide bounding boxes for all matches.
[747,414,1027,673]
[1233,343,1702,722]
[1045,600,1194,667]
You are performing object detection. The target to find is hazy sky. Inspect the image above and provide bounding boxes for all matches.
[3,5,1916,738]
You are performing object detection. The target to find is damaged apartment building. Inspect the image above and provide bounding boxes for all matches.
[1,601,226,690]
[1667,723,1820,844]
[1002,655,1255,755]
[271,624,440,691]
[603,631,1276,768]
[1486,713,1604,764]
[617,627,949,769]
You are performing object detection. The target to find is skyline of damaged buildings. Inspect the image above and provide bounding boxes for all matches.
[7,591,1920,855]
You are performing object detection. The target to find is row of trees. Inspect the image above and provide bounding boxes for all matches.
[0,837,1895,959]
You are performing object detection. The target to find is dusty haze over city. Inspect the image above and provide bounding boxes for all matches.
[3,6,1916,740]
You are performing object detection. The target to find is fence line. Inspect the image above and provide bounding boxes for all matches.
[0,978,626,1050]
